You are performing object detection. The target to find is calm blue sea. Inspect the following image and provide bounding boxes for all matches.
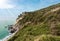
[0,20,15,40]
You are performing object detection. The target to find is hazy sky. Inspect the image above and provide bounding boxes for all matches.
[0,0,60,21]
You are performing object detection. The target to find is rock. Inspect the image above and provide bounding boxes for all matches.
[8,25,17,33]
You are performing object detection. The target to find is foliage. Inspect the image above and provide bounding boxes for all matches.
[8,3,60,41]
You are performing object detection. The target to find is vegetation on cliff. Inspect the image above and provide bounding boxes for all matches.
[8,3,60,41]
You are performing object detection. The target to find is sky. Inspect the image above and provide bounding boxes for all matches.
[0,0,60,21]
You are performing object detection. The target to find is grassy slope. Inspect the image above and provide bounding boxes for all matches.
[8,3,60,41]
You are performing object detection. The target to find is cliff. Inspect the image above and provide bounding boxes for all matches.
[8,3,60,41]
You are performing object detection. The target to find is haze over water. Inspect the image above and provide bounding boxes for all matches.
[0,20,15,39]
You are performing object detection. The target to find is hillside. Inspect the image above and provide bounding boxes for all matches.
[8,3,60,41]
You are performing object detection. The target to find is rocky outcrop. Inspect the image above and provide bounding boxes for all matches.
[8,25,17,33]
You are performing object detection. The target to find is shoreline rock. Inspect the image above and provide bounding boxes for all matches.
[8,25,17,33]
[2,25,19,41]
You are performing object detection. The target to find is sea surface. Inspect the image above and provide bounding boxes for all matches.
[0,20,15,40]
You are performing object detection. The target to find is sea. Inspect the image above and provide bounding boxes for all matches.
[0,20,15,41]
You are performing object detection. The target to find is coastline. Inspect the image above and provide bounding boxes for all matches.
[0,27,19,41]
